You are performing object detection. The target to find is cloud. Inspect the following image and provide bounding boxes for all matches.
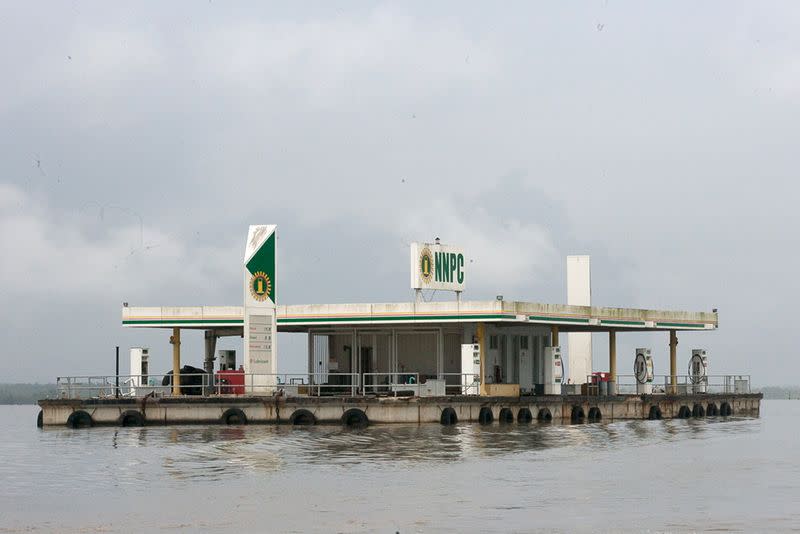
[398,197,559,296]
[0,183,237,300]
[194,9,498,106]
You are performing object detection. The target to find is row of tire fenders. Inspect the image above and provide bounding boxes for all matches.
[647,401,733,420]
[39,401,735,429]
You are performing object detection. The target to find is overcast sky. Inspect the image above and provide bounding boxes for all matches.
[2,2,798,385]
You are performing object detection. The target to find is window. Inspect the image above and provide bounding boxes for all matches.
[520,336,529,350]
[489,335,498,349]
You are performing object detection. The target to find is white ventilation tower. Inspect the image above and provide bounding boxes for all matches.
[567,255,592,384]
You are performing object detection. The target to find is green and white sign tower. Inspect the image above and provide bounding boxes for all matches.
[243,225,278,393]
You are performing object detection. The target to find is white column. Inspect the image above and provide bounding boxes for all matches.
[567,255,592,384]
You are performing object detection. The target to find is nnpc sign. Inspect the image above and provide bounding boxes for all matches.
[410,242,466,292]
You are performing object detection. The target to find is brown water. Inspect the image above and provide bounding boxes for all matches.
[0,401,797,533]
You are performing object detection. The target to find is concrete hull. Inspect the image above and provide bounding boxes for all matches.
[38,393,762,427]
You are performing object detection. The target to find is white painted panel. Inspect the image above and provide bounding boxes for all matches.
[567,255,591,306]
[567,255,592,384]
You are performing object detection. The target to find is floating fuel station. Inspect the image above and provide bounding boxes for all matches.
[39,225,761,428]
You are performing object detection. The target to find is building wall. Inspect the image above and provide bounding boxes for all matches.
[484,325,551,390]
[396,331,437,379]
[319,325,554,389]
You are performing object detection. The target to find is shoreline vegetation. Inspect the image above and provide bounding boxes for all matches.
[1,384,58,404]
[1,383,799,404]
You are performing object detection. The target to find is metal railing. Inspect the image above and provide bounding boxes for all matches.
[54,371,751,399]
[440,373,481,396]
[56,373,361,399]
[360,372,420,396]
[582,374,751,396]
[54,371,485,399]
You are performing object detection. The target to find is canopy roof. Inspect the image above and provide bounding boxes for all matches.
[122,300,718,333]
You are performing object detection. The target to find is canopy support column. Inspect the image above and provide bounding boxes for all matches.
[477,323,486,395]
[551,326,559,347]
[203,330,217,375]
[608,330,617,395]
[669,330,678,394]
[170,328,181,396]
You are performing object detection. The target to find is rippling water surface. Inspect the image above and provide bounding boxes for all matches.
[1,401,798,532]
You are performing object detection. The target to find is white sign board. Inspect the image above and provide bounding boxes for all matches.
[243,225,278,393]
[410,242,466,292]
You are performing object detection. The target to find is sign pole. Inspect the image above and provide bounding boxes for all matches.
[115,346,120,399]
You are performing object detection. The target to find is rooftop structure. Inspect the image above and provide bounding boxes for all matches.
[119,225,719,399]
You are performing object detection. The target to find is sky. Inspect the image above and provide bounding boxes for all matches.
[1,1,799,385]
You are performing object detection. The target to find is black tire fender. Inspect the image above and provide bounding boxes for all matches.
[498,408,514,424]
[440,407,458,426]
[66,410,93,429]
[342,408,369,428]
[478,407,494,425]
[517,408,533,424]
[588,407,602,422]
[570,406,585,423]
[119,410,145,427]
[289,409,316,426]
[221,408,247,425]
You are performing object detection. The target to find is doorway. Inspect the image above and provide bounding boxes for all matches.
[360,346,373,392]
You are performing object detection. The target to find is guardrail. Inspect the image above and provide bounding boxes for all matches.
[56,373,361,399]
[582,374,751,396]
[54,371,484,399]
[440,373,481,396]
[54,371,751,399]
[361,372,420,396]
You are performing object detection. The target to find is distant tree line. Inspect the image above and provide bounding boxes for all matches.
[757,386,800,400]
[0,384,58,404]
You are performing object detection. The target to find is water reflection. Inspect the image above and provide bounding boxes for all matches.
[2,404,782,533]
[27,416,762,487]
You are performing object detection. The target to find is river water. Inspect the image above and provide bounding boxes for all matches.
[0,401,798,533]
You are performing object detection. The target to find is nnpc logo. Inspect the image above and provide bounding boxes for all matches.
[250,271,272,301]
[420,250,465,284]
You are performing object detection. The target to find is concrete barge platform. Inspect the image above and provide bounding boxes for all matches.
[38,393,763,428]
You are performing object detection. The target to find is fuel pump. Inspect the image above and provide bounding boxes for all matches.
[634,348,654,394]
[460,343,480,394]
[689,349,708,393]
[543,346,563,395]
[129,347,149,395]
